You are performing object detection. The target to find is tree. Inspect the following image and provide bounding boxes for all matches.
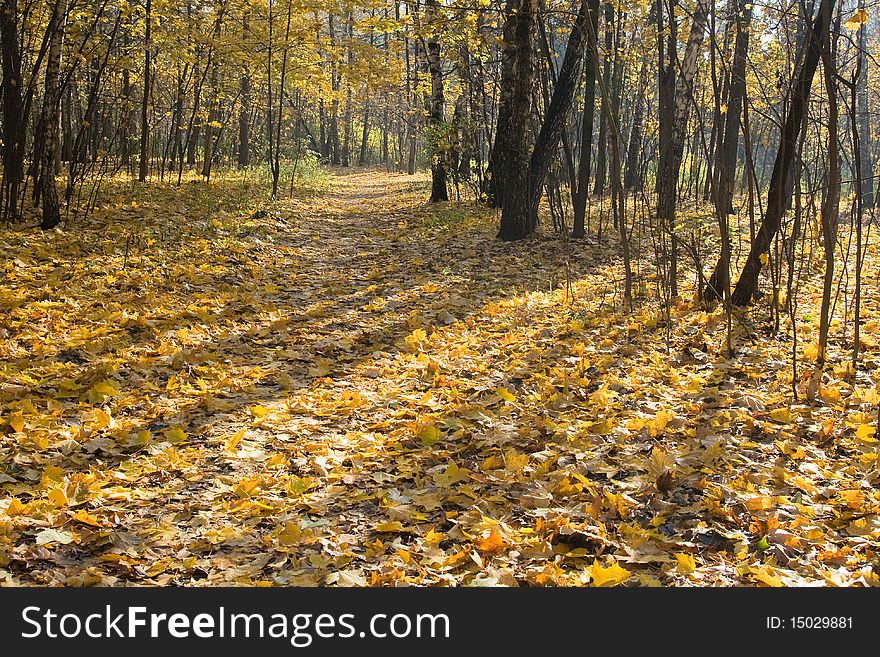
[500,0,592,240]
[591,1,613,197]
[495,0,535,238]
[623,54,647,191]
[524,0,593,231]
[202,2,227,181]
[655,0,709,298]
[485,0,531,209]
[731,0,832,306]
[571,0,601,238]
[704,0,753,302]
[238,10,251,168]
[138,0,152,182]
[38,0,67,229]
[0,0,24,221]
[855,0,872,207]
[816,1,839,364]
[424,0,448,202]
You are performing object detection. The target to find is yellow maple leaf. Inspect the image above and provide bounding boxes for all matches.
[41,465,63,486]
[424,528,445,544]
[70,509,102,527]
[308,359,331,377]
[496,387,516,402]
[275,522,303,547]
[250,404,271,418]
[769,407,791,423]
[146,558,172,578]
[417,423,441,446]
[224,428,246,451]
[94,408,113,430]
[8,412,24,433]
[675,552,696,574]
[433,463,469,487]
[474,530,506,555]
[589,559,630,587]
[838,489,865,510]
[820,384,841,404]
[750,565,783,587]
[745,495,776,512]
[48,487,69,507]
[91,380,118,398]
[404,329,428,351]
[588,418,615,435]
[5,498,28,516]
[503,448,529,473]
[803,343,819,361]
[233,476,263,498]
[287,476,313,496]
[164,427,187,444]
[132,430,151,447]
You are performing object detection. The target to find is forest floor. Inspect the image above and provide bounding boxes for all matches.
[1,168,879,586]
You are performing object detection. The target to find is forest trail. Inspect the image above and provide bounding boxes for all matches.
[1,169,879,587]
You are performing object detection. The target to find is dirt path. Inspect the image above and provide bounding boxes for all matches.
[1,169,596,585]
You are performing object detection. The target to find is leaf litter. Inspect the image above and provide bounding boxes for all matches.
[1,169,879,587]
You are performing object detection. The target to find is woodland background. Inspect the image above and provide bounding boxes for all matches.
[1,0,880,586]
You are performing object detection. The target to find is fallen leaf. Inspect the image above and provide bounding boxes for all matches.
[36,529,74,546]
[590,559,630,587]
[433,463,469,487]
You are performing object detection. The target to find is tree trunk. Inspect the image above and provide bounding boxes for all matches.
[342,87,352,166]
[496,0,535,239]
[856,1,872,207]
[138,0,151,182]
[571,0,600,237]
[592,2,613,197]
[382,105,389,166]
[270,0,293,197]
[522,0,593,234]
[358,104,370,166]
[238,11,251,168]
[39,0,67,229]
[816,6,838,364]
[485,0,526,208]
[203,3,229,180]
[341,12,354,167]
[731,0,831,305]
[319,99,328,158]
[623,55,647,190]
[121,28,132,170]
[0,0,25,221]
[425,0,448,202]
[704,0,752,302]
[168,64,184,172]
[60,76,73,162]
[328,13,341,165]
[202,56,219,179]
[655,0,708,298]
[702,3,731,202]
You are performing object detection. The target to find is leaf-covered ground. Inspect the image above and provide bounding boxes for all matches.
[1,169,879,586]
